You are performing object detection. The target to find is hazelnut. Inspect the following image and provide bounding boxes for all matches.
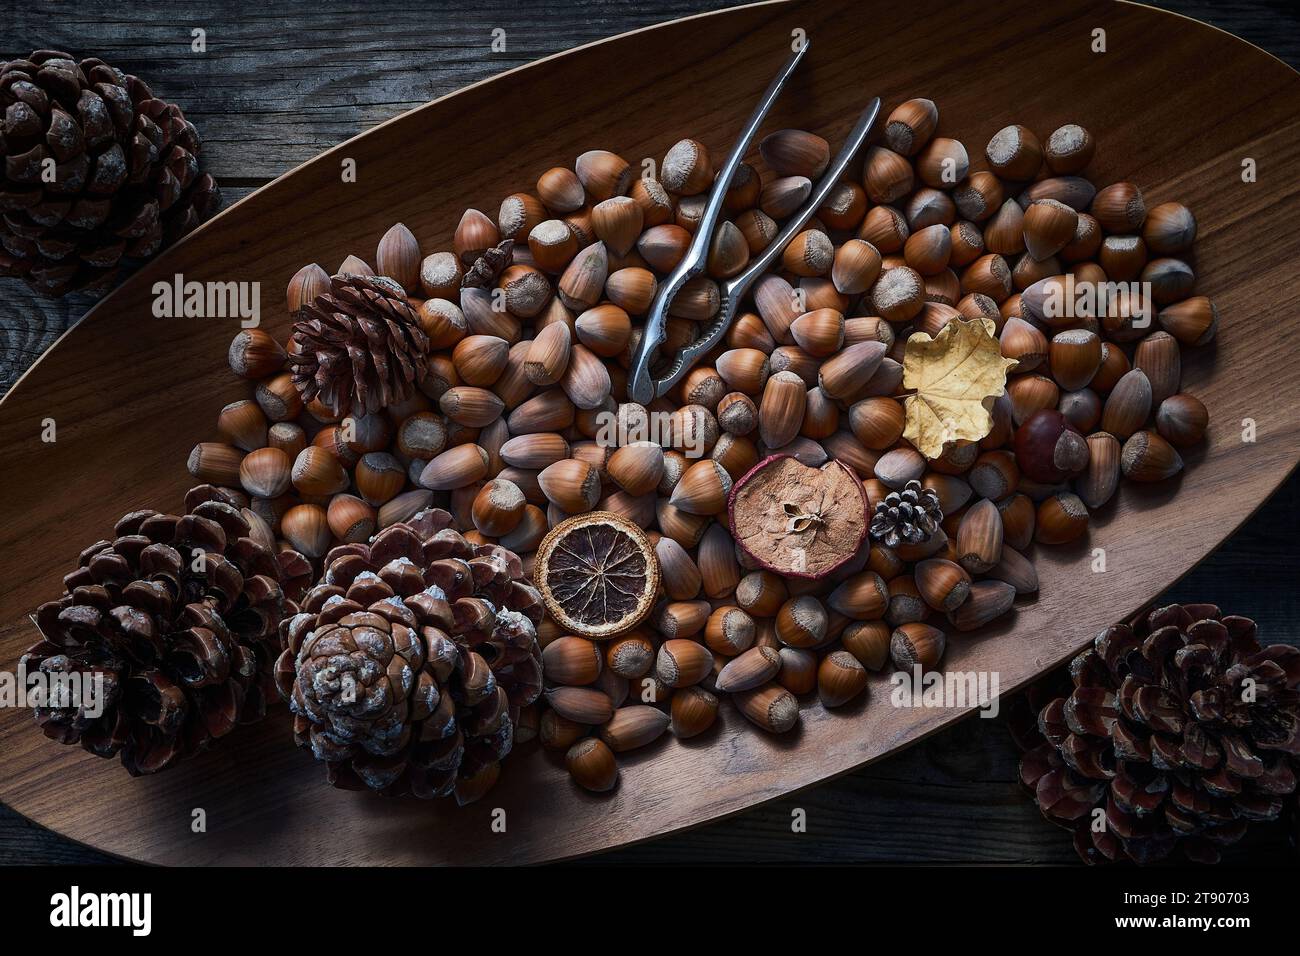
[1014,409,1088,483]
[565,738,618,792]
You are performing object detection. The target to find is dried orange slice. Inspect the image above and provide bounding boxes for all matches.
[534,511,659,639]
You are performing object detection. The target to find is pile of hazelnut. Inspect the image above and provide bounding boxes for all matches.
[196,98,1213,793]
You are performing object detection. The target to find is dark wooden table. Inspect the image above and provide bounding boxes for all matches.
[1,0,1296,865]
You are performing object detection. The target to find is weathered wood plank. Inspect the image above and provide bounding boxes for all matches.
[1,1,741,179]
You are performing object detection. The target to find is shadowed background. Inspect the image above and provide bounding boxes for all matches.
[0,0,1296,865]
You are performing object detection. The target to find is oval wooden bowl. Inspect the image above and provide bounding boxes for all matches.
[2,0,1299,865]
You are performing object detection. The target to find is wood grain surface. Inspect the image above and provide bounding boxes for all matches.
[1,0,1299,865]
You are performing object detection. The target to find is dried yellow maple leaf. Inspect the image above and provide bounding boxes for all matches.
[901,317,1017,459]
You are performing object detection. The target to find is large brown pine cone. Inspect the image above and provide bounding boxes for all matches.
[1019,603,1300,864]
[24,486,310,775]
[286,273,429,419]
[0,50,220,297]
[276,508,544,804]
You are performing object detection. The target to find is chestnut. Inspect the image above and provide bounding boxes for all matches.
[1014,409,1089,483]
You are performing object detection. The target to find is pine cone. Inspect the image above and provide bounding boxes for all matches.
[1019,604,1300,864]
[869,479,942,548]
[0,50,220,297]
[23,485,308,775]
[461,239,514,289]
[275,508,544,804]
[287,273,429,418]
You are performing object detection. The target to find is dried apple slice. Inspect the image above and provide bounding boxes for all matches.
[727,454,869,580]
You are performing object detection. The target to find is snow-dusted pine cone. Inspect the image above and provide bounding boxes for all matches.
[275,508,543,804]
